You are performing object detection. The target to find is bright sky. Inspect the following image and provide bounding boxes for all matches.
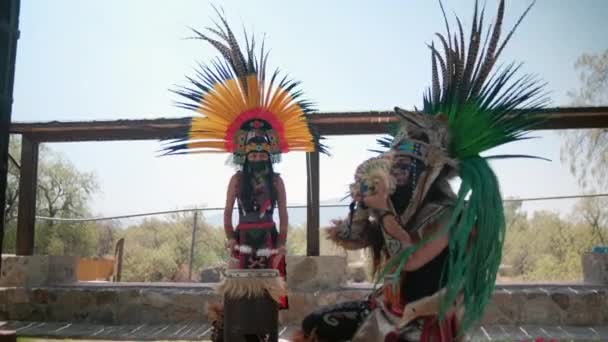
[11,0,608,220]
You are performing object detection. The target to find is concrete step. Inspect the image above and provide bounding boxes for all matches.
[3,321,608,341]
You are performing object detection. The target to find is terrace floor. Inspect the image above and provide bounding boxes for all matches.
[3,321,608,341]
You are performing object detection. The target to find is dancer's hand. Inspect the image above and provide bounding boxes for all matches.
[362,180,390,210]
[225,238,237,251]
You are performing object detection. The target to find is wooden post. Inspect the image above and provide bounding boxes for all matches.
[16,135,38,255]
[113,238,125,282]
[0,0,21,272]
[306,151,320,256]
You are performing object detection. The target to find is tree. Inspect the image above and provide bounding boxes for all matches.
[3,137,101,256]
[4,137,20,225]
[574,196,607,245]
[501,199,534,276]
[500,197,607,282]
[561,49,608,190]
[96,220,121,257]
[36,150,98,221]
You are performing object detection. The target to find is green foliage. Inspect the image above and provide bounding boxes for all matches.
[286,225,348,257]
[119,213,229,282]
[286,224,307,256]
[501,198,607,282]
[35,221,99,257]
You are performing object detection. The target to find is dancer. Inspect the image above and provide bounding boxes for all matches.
[294,1,547,340]
[161,9,325,341]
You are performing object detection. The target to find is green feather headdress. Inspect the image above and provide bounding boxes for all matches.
[378,0,549,334]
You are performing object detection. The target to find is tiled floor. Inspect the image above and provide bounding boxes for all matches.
[3,321,608,341]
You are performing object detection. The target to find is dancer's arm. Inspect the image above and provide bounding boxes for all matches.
[363,180,449,271]
[359,180,412,244]
[224,173,239,245]
[274,175,289,248]
[383,214,449,271]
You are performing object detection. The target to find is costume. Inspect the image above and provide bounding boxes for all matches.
[161,8,324,341]
[294,1,547,341]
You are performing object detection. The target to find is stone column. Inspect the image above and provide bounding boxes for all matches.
[0,255,78,287]
[582,250,608,285]
[286,255,347,290]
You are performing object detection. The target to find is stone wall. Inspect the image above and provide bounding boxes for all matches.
[1,255,608,327]
[1,283,607,326]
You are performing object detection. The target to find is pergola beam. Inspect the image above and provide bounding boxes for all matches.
[9,107,608,143]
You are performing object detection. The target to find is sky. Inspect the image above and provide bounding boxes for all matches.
[10,0,608,222]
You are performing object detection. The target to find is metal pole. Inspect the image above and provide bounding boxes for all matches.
[188,210,198,281]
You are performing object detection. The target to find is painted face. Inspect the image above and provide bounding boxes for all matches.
[391,154,412,186]
[247,152,269,162]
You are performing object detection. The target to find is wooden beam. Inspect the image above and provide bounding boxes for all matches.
[306,151,320,256]
[8,107,608,142]
[16,136,38,255]
[0,0,21,268]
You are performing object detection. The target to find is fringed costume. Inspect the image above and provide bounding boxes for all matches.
[294,1,548,341]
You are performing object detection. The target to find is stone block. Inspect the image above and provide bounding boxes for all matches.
[481,289,521,325]
[582,252,608,285]
[48,288,96,321]
[563,290,604,325]
[347,262,368,283]
[200,266,224,283]
[286,256,347,290]
[519,289,563,325]
[0,255,48,287]
[140,289,173,309]
[0,255,78,287]
[48,256,78,284]
[5,288,29,304]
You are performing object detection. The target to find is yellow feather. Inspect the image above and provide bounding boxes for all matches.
[188,131,226,140]
[198,96,235,122]
[266,87,293,117]
[187,141,226,150]
[194,106,231,125]
[208,82,247,117]
[190,119,230,133]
